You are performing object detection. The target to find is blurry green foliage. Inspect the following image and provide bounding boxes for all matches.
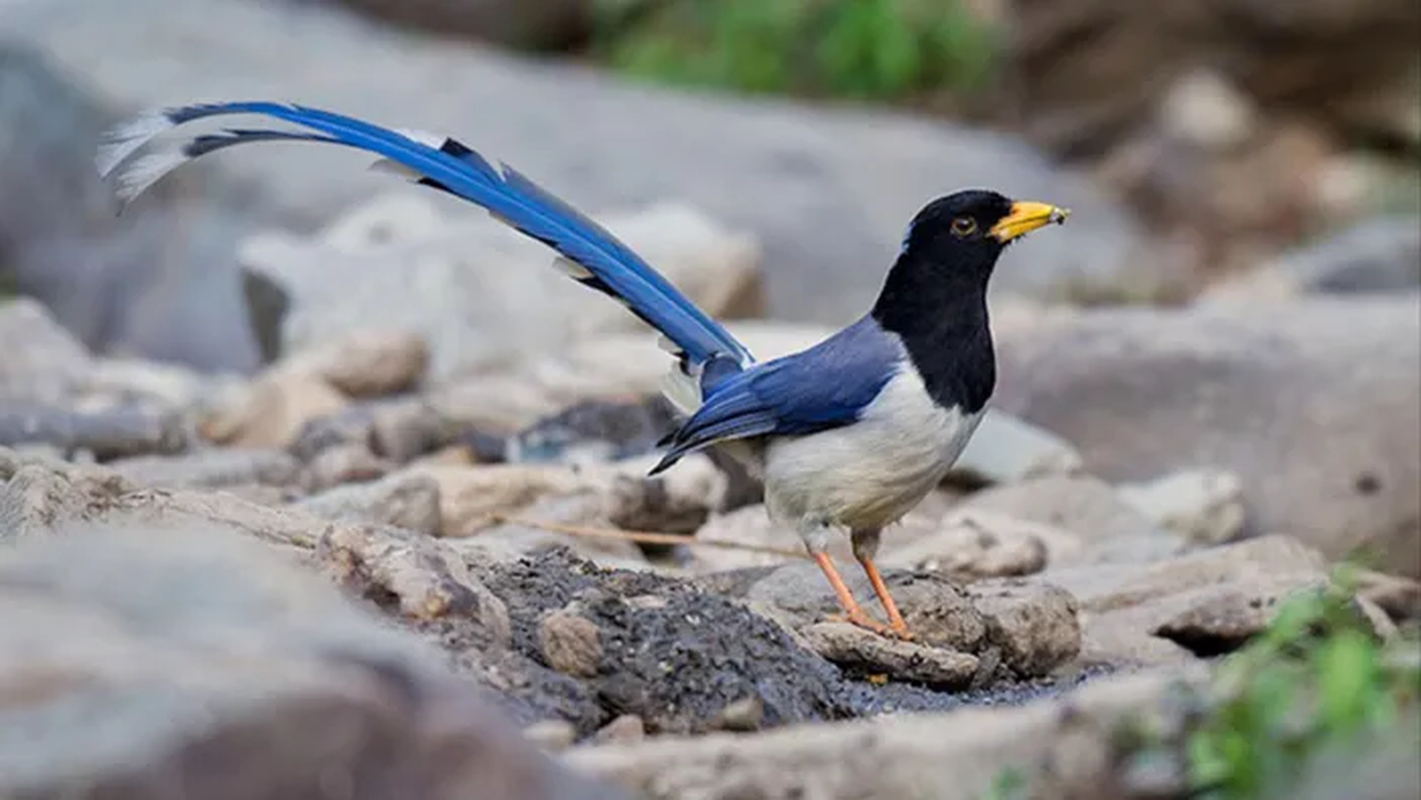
[978,569,1420,800]
[592,0,999,102]
[1180,573,1420,800]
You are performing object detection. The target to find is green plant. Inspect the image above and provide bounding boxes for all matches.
[1183,574,1420,800]
[593,0,999,102]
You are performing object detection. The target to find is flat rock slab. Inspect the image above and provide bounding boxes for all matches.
[725,563,1082,681]
[801,623,980,688]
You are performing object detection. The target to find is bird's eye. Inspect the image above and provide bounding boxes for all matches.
[950,217,977,237]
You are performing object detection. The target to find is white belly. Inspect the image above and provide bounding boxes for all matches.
[760,367,984,532]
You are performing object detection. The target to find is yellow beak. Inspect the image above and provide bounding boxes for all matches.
[988,201,1071,242]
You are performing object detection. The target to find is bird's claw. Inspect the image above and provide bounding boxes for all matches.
[828,611,915,642]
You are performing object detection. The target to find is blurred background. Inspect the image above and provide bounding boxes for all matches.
[1,0,1417,373]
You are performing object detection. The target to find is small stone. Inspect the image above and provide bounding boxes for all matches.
[1149,584,1323,656]
[280,328,429,398]
[317,523,512,646]
[538,607,603,679]
[593,714,647,744]
[709,697,766,732]
[300,443,393,492]
[200,368,349,449]
[1117,468,1246,545]
[889,573,991,653]
[801,622,979,688]
[965,580,1082,678]
[885,510,1060,579]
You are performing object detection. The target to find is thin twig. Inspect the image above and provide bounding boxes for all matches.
[488,514,808,560]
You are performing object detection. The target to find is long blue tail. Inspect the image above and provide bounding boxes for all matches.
[95,101,754,375]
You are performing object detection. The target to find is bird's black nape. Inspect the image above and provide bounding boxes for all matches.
[870,189,1066,414]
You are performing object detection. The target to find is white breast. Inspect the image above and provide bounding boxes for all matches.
[760,364,984,532]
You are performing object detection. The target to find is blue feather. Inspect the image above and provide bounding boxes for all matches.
[650,316,904,473]
[96,101,753,371]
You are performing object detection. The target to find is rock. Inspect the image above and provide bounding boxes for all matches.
[538,605,604,679]
[241,194,764,382]
[964,580,1082,677]
[949,475,1180,565]
[1206,215,1421,300]
[0,446,330,549]
[1045,535,1329,666]
[80,356,246,412]
[413,454,726,539]
[0,400,189,460]
[880,510,1065,579]
[801,623,980,688]
[566,669,1203,800]
[0,41,262,372]
[0,519,627,800]
[316,522,511,645]
[949,408,1086,486]
[1117,468,1246,545]
[995,297,1421,575]
[200,367,350,449]
[297,470,443,535]
[280,328,430,398]
[502,396,680,466]
[7,0,1145,327]
[299,442,395,491]
[592,715,646,745]
[1149,588,1295,655]
[734,563,1080,680]
[0,297,93,402]
[284,397,458,465]
[108,447,301,489]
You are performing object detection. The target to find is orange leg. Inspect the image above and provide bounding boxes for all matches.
[857,554,913,640]
[811,552,894,636]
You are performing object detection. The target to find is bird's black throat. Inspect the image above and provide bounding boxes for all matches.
[869,246,998,414]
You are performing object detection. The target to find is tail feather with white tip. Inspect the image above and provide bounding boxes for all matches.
[96,101,754,407]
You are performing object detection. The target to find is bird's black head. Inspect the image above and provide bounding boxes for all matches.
[871,189,1070,413]
[897,189,1069,283]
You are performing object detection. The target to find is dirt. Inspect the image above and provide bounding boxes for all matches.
[475,546,1112,737]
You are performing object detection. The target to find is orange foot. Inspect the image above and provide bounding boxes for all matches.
[828,610,915,641]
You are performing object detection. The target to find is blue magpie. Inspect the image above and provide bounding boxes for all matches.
[96,102,1069,639]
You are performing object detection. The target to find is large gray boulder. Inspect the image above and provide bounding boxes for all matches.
[995,295,1421,575]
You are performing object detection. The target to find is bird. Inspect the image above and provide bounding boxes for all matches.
[96,101,1069,640]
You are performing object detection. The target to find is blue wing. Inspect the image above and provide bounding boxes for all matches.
[94,101,753,373]
[649,316,905,474]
